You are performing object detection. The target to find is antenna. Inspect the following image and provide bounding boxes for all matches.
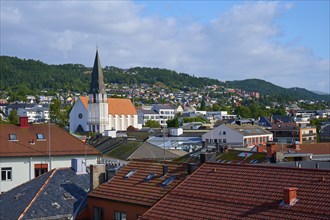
[48,119,52,170]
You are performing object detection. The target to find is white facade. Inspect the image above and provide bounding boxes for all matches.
[69,98,89,133]
[0,155,97,192]
[138,110,160,126]
[151,105,175,127]
[15,105,50,123]
[202,124,273,147]
[88,93,109,134]
[109,114,139,131]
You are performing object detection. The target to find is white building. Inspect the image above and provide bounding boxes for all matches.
[69,50,141,134]
[0,117,101,192]
[202,124,273,147]
[6,103,50,123]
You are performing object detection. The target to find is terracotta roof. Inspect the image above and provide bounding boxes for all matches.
[141,163,330,220]
[79,96,136,115]
[0,124,100,157]
[298,143,330,155]
[88,160,188,207]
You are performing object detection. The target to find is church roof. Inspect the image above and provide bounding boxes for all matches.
[89,50,106,95]
[79,96,137,115]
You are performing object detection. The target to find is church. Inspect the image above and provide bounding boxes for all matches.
[69,50,141,134]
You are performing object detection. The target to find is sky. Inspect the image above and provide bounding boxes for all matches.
[1,0,329,93]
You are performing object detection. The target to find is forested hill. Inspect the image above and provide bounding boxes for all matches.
[0,56,328,101]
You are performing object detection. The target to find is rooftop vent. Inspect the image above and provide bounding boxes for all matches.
[63,192,74,200]
[124,170,136,178]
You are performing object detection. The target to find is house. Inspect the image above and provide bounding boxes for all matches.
[69,49,141,134]
[151,104,175,127]
[0,165,89,220]
[319,124,330,142]
[202,124,273,147]
[141,162,330,219]
[0,117,101,192]
[137,109,160,126]
[86,160,190,220]
[269,123,317,144]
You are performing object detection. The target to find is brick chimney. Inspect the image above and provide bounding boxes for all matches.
[283,187,298,206]
[19,116,29,128]
[90,164,106,191]
[266,143,276,157]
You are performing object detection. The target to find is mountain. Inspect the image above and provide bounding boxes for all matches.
[0,56,328,102]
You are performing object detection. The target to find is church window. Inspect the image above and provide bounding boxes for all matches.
[78,113,83,119]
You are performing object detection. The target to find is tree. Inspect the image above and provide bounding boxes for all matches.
[8,110,19,124]
[166,117,179,128]
[145,120,161,128]
[200,99,206,111]
[50,98,69,128]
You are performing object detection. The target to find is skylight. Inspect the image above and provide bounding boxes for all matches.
[161,176,176,187]
[124,170,136,178]
[9,134,17,141]
[144,173,156,182]
[36,133,45,140]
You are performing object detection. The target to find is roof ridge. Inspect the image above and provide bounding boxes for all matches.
[204,162,330,173]
[17,169,57,219]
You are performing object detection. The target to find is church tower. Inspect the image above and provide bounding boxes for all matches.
[88,49,109,134]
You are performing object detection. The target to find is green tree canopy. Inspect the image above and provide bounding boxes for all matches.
[8,110,19,124]
[144,120,161,128]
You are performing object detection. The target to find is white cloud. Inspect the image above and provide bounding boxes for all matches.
[1,1,329,93]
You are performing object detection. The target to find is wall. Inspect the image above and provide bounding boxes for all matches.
[0,155,98,192]
[88,197,148,220]
[70,99,89,133]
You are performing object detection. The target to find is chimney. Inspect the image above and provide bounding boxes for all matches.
[200,153,206,164]
[316,163,320,169]
[283,187,298,206]
[187,163,196,175]
[266,143,276,158]
[202,141,206,148]
[90,164,106,191]
[19,116,29,128]
[162,165,168,176]
[106,168,117,181]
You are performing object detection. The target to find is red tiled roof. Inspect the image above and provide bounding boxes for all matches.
[88,160,188,207]
[298,143,330,155]
[141,163,330,220]
[0,124,101,157]
[79,96,137,115]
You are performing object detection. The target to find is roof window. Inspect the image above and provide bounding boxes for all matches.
[144,173,156,182]
[124,170,136,179]
[9,134,17,141]
[161,176,176,187]
[36,133,46,140]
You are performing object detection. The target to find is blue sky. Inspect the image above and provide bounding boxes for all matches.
[1,0,329,93]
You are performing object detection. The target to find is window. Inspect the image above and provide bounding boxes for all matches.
[114,211,127,220]
[78,113,83,119]
[223,131,227,135]
[36,133,45,140]
[223,139,227,143]
[9,134,17,141]
[93,207,104,220]
[1,167,12,181]
[34,164,48,177]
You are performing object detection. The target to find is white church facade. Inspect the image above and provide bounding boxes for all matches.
[70,50,141,134]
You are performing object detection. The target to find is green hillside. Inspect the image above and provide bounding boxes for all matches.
[0,56,328,101]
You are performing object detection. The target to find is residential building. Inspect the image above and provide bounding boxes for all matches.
[86,160,189,220]
[141,162,330,219]
[6,103,50,123]
[137,109,160,126]
[0,117,101,192]
[152,104,175,127]
[319,124,330,142]
[0,166,89,220]
[202,124,273,147]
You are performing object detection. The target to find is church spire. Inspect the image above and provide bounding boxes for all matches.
[89,49,106,95]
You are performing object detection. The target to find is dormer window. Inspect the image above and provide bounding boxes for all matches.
[36,133,45,140]
[9,134,17,141]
